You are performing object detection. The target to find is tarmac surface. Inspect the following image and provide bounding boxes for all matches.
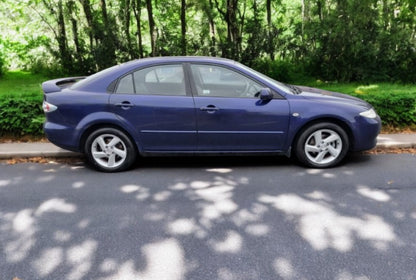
[0,133,415,159]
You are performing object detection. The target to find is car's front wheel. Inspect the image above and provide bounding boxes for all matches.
[85,128,137,172]
[294,122,349,168]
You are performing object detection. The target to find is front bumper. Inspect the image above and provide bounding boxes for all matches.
[350,115,382,152]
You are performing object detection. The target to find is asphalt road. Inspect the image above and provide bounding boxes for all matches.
[1,154,416,280]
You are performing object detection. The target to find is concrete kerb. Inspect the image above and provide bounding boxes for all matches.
[375,134,416,149]
[0,142,82,159]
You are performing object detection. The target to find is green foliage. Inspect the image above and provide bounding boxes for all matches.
[353,92,416,127]
[0,52,4,77]
[0,96,44,136]
[0,37,5,76]
[0,71,47,98]
[0,71,49,136]
[311,82,416,126]
[251,58,311,84]
[1,0,416,82]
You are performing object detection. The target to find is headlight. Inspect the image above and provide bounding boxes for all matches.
[359,108,377,119]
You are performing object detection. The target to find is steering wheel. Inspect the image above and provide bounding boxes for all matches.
[236,80,252,97]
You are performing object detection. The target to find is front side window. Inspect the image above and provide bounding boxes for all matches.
[190,64,262,98]
[115,64,186,96]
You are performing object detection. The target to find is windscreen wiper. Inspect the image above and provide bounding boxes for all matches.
[285,84,302,94]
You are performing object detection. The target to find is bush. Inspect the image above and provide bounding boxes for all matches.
[251,58,311,84]
[351,92,416,126]
[0,96,44,136]
[0,51,5,77]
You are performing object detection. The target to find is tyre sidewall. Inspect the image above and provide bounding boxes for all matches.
[85,128,137,172]
[295,123,349,168]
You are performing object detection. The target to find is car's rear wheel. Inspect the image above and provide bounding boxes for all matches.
[85,128,137,172]
[295,122,349,168]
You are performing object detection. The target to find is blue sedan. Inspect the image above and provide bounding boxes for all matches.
[42,57,381,172]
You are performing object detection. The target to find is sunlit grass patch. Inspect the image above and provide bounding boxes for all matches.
[355,84,379,94]
[306,81,416,97]
[0,71,51,99]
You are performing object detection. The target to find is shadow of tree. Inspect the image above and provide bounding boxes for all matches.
[1,154,416,280]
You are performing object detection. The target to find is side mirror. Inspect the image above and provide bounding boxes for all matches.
[259,88,273,101]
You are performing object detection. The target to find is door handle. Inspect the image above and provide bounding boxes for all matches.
[200,105,219,112]
[115,101,134,109]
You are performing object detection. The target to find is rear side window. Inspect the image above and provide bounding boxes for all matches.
[115,64,186,96]
[116,74,134,94]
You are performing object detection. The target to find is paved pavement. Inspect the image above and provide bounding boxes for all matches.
[0,134,415,159]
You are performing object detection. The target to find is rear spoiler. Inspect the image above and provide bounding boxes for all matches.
[42,76,86,93]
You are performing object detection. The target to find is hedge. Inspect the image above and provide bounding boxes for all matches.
[351,92,416,126]
[0,96,44,136]
[0,92,414,137]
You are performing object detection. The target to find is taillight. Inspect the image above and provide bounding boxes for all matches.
[43,101,58,113]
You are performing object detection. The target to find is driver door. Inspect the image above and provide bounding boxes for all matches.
[190,64,290,152]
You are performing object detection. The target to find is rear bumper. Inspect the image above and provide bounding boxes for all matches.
[44,122,80,152]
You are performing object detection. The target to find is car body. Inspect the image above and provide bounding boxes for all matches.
[42,56,381,172]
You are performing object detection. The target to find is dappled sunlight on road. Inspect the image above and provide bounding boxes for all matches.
[97,239,185,280]
[273,257,296,279]
[357,185,391,202]
[3,209,36,263]
[258,193,397,252]
[2,197,78,266]
[209,230,243,253]
[35,198,77,216]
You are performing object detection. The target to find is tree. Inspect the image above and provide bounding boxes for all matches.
[0,0,415,82]
[146,0,157,56]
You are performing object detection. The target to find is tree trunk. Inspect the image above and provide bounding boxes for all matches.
[56,0,71,71]
[266,0,274,60]
[132,0,144,58]
[79,0,95,48]
[208,0,217,56]
[214,0,239,59]
[100,0,116,67]
[181,0,186,55]
[301,0,310,40]
[67,0,83,67]
[123,0,134,58]
[146,0,157,56]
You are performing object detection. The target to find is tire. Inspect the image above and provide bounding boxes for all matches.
[84,128,137,172]
[294,122,349,168]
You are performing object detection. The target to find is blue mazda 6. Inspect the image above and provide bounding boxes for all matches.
[42,57,381,172]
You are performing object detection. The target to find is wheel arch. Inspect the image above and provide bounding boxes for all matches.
[291,117,355,152]
[79,123,139,154]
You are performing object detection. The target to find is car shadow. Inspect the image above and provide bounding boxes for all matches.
[134,155,296,169]
[130,152,373,170]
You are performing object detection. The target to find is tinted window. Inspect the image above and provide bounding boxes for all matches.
[115,74,134,94]
[115,64,186,96]
[191,64,262,98]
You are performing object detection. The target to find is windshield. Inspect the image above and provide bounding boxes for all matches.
[236,62,295,95]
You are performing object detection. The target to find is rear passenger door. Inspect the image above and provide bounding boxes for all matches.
[110,64,197,152]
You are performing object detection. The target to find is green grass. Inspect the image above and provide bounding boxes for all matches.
[304,81,416,96]
[0,71,51,99]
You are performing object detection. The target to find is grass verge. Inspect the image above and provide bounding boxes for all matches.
[0,70,50,99]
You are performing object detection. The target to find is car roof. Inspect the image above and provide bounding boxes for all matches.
[72,56,240,92]
[120,56,238,69]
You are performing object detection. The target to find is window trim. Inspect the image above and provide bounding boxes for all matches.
[110,63,192,97]
[185,62,285,99]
